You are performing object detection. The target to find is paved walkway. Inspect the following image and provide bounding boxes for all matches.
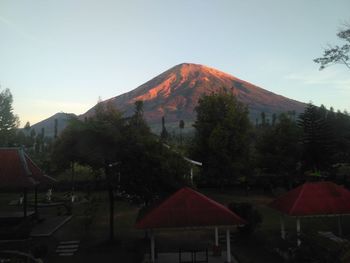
[30,216,72,237]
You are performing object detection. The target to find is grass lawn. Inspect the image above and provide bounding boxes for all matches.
[2,188,350,262]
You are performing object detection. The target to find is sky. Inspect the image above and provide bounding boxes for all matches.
[0,0,349,127]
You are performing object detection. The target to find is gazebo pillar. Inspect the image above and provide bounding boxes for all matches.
[280,215,286,239]
[338,216,343,237]
[150,229,155,263]
[190,167,194,185]
[215,227,219,246]
[226,228,231,263]
[296,217,301,246]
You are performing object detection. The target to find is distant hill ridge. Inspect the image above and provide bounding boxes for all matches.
[30,112,76,137]
[32,63,306,135]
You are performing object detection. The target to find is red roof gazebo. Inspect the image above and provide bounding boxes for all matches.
[135,187,245,263]
[269,181,350,245]
[0,148,55,217]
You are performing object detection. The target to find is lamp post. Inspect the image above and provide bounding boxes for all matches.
[107,161,120,242]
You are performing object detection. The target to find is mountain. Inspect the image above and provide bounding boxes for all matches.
[29,112,76,137]
[82,63,305,130]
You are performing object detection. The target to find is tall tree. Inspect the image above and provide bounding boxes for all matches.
[260,112,266,127]
[191,92,251,187]
[160,116,169,142]
[298,103,334,172]
[314,25,350,70]
[0,88,19,146]
[54,118,58,139]
[24,121,31,132]
[179,119,185,146]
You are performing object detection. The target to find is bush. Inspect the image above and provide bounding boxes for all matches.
[292,234,350,263]
[227,202,262,235]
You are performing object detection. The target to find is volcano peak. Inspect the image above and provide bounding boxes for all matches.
[82,63,305,130]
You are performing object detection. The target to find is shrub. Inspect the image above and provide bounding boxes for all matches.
[227,202,262,235]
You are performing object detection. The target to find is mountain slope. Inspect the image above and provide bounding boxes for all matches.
[83,63,305,128]
[30,112,76,137]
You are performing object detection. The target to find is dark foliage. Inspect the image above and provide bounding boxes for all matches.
[227,202,262,235]
[314,25,350,70]
[191,92,252,187]
[255,113,302,177]
[52,101,189,204]
[0,88,19,146]
[298,104,335,172]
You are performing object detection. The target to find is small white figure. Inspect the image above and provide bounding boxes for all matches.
[46,188,52,202]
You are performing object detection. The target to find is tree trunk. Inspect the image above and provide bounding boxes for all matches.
[109,185,114,241]
[105,164,115,242]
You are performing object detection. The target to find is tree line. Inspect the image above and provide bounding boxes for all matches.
[2,87,350,194]
[190,93,350,188]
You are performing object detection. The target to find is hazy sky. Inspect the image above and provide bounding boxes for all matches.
[1,0,349,126]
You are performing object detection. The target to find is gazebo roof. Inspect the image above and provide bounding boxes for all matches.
[0,148,55,189]
[135,187,245,229]
[269,181,350,217]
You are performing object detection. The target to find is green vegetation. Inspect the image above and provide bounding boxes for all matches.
[3,89,350,190]
[53,101,189,204]
[191,92,252,187]
[4,88,350,190]
[3,86,350,262]
[50,100,190,241]
[255,112,302,179]
[0,88,19,146]
[228,202,263,235]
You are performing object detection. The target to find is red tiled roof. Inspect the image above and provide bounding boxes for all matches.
[0,148,55,189]
[269,181,350,216]
[135,187,246,229]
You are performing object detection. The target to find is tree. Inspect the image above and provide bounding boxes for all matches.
[255,113,302,180]
[228,202,262,235]
[130,100,149,134]
[118,129,188,204]
[191,92,251,187]
[179,119,185,146]
[179,120,185,130]
[314,25,350,70]
[332,110,350,164]
[160,116,169,142]
[53,101,188,240]
[53,105,124,241]
[54,119,58,139]
[298,103,334,172]
[24,121,31,132]
[0,88,19,146]
[260,111,266,127]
